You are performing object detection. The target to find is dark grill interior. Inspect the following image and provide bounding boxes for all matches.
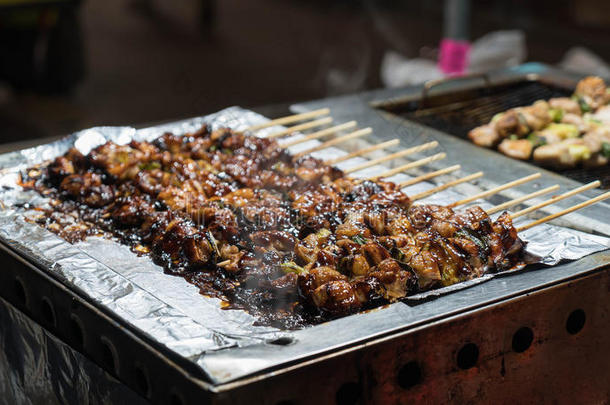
[378,80,610,188]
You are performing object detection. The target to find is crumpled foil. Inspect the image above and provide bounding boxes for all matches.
[0,297,147,405]
[0,106,608,381]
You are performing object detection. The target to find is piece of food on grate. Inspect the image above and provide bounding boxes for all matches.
[468,76,610,169]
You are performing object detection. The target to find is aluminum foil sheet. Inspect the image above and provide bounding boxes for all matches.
[0,106,608,382]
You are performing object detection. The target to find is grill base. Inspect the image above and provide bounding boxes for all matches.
[220,268,610,404]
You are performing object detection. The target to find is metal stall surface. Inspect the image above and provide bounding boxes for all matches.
[0,63,609,404]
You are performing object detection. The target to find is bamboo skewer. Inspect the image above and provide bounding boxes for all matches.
[246,108,330,131]
[510,180,601,219]
[293,128,373,157]
[410,172,484,201]
[517,191,610,232]
[447,173,541,208]
[398,165,461,188]
[343,141,439,175]
[265,117,333,139]
[366,153,447,181]
[280,121,357,147]
[253,115,607,233]
[325,139,400,165]
[486,185,560,215]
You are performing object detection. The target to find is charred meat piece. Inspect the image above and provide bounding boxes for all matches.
[60,173,114,208]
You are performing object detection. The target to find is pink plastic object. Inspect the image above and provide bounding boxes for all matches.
[438,38,471,75]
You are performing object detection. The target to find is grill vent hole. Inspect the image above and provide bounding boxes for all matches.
[13,278,27,308]
[457,343,479,370]
[335,382,361,405]
[134,365,150,398]
[169,393,184,405]
[69,315,85,349]
[100,337,119,375]
[397,361,422,389]
[512,327,534,353]
[41,297,56,328]
[566,309,586,335]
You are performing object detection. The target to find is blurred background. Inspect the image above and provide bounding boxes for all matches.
[2,0,610,144]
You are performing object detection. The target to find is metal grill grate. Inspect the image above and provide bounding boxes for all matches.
[379,80,610,188]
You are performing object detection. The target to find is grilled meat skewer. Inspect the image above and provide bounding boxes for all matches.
[21,124,526,327]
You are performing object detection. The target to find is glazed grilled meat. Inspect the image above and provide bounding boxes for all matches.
[22,125,526,327]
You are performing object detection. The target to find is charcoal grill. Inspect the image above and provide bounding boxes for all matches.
[373,73,610,188]
[1,63,610,404]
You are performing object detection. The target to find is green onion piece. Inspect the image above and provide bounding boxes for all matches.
[351,234,367,245]
[576,96,592,113]
[317,228,331,239]
[601,142,610,158]
[545,123,579,139]
[281,261,307,275]
[206,231,221,258]
[454,228,489,258]
[139,161,161,170]
[549,108,564,123]
[567,144,591,161]
[584,114,603,125]
[526,133,547,147]
[491,113,504,123]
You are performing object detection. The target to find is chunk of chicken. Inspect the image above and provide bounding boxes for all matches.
[549,97,581,115]
[574,76,608,111]
[561,113,588,132]
[468,124,500,147]
[592,105,610,125]
[497,139,533,160]
[495,110,530,138]
[520,100,551,131]
[582,127,610,154]
[533,138,590,168]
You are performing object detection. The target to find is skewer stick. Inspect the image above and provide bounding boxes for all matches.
[343,141,439,175]
[411,172,484,201]
[281,121,357,147]
[517,191,610,232]
[447,173,541,208]
[487,185,560,215]
[293,128,373,157]
[265,117,333,139]
[511,180,601,219]
[325,139,400,165]
[367,153,447,181]
[398,164,461,188]
[246,108,330,131]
